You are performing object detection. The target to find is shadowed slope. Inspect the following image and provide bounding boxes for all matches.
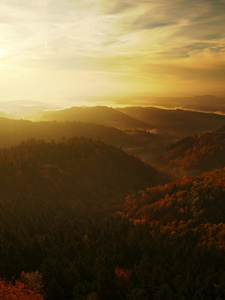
[119,106,225,138]
[0,117,135,148]
[0,138,169,208]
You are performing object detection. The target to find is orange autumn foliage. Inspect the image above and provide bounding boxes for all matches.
[0,279,44,300]
[115,267,131,286]
[165,128,225,176]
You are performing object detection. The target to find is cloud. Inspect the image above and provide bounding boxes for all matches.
[0,0,225,102]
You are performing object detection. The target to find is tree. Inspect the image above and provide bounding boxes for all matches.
[0,278,44,300]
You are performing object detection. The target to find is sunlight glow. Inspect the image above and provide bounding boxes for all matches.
[0,0,224,103]
[74,13,110,48]
[0,48,5,58]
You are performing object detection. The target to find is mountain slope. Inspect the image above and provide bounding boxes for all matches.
[119,106,225,138]
[165,126,225,176]
[0,117,170,167]
[0,117,136,148]
[0,139,225,300]
[0,138,168,208]
[35,106,152,130]
[122,167,225,226]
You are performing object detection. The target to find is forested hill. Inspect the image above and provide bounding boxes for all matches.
[122,167,225,227]
[0,117,135,148]
[165,126,225,176]
[0,117,172,168]
[0,138,168,208]
[1,139,225,299]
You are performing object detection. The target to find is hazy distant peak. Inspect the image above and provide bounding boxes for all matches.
[35,105,153,130]
[0,100,59,119]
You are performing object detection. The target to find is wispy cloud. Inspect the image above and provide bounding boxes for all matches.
[0,0,225,103]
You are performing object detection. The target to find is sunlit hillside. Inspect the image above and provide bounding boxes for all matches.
[122,167,225,226]
[165,126,225,177]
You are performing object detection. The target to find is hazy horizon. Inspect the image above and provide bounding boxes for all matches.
[0,94,225,120]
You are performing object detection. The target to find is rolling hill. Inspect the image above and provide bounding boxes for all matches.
[0,137,168,208]
[164,126,225,176]
[122,167,225,227]
[35,106,152,130]
[0,117,172,168]
[2,104,225,300]
[0,137,225,299]
[0,117,136,149]
[119,106,225,138]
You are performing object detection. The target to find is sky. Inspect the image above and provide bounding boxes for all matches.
[0,0,225,107]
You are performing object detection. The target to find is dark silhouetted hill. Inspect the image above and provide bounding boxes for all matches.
[155,95,225,114]
[0,117,136,149]
[0,117,169,167]
[178,95,225,114]
[0,138,168,208]
[120,95,225,114]
[119,106,225,138]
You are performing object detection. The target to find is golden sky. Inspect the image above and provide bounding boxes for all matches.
[0,0,225,106]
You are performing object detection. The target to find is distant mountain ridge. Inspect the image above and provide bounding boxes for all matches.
[0,100,58,119]
[0,117,170,168]
[1,95,225,119]
[118,106,225,138]
[154,95,225,114]
[36,106,152,130]
[116,95,225,114]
